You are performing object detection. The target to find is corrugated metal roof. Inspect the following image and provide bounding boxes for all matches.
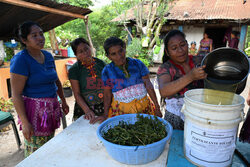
[167,0,250,20]
[112,0,250,22]
[0,0,92,40]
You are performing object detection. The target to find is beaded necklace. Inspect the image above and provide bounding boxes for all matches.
[116,58,130,78]
[82,58,97,79]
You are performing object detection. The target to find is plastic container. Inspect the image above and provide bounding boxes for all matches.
[67,47,75,57]
[4,42,18,48]
[182,89,245,167]
[97,114,173,165]
[60,49,68,57]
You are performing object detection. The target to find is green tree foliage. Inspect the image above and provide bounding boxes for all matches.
[45,0,134,54]
[45,0,154,65]
[244,26,250,56]
[111,0,136,15]
[126,38,153,67]
[53,0,94,8]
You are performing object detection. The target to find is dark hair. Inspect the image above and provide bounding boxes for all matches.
[16,21,41,47]
[191,41,196,45]
[162,30,186,63]
[70,37,90,55]
[231,31,239,36]
[104,37,126,56]
[204,31,209,37]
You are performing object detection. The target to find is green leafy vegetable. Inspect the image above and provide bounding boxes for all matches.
[103,114,167,146]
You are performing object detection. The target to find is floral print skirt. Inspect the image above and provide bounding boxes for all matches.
[108,96,155,118]
[24,134,54,158]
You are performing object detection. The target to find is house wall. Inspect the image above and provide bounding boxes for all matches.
[183,26,205,49]
[173,25,204,49]
[151,24,246,62]
[173,25,246,50]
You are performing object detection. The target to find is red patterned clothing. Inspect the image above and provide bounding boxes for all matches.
[157,56,204,99]
[157,56,204,129]
[102,57,156,117]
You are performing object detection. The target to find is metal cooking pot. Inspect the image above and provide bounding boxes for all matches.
[201,47,250,94]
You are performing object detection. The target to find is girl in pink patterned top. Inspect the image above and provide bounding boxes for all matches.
[197,32,213,57]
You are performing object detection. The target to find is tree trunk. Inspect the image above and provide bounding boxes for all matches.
[149,18,165,49]
[146,1,153,27]
[48,29,60,54]
[146,2,159,38]
[83,17,95,57]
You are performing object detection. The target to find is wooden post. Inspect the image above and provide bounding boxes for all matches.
[0,0,86,19]
[48,29,61,55]
[49,29,56,52]
[83,17,95,57]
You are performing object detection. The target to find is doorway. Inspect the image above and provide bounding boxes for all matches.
[205,27,227,49]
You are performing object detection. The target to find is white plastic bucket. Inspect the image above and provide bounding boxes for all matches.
[182,89,245,167]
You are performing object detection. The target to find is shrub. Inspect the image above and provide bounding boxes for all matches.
[126,38,153,67]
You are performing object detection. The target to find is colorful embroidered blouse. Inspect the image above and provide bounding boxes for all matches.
[68,57,106,106]
[102,57,149,92]
[157,56,204,99]
[200,39,212,53]
[189,48,197,56]
[102,57,149,103]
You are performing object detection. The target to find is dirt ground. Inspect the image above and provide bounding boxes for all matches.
[0,96,75,167]
[0,75,249,167]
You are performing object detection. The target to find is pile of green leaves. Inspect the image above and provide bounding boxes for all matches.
[103,114,167,146]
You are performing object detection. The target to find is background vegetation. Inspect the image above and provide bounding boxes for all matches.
[47,0,154,65]
[3,0,250,63]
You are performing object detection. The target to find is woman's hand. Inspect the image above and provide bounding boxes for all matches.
[155,105,162,118]
[90,115,108,124]
[61,101,69,115]
[84,109,95,122]
[22,122,34,142]
[188,65,207,81]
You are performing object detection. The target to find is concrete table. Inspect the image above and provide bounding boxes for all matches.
[17,118,169,167]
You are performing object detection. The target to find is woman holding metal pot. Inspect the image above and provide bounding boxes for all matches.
[157,30,207,130]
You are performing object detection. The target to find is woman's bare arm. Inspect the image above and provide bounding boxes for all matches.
[158,66,207,98]
[56,79,69,115]
[11,73,33,141]
[142,75,162,117]
[70,79,95,121]
[91,88,112,124]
